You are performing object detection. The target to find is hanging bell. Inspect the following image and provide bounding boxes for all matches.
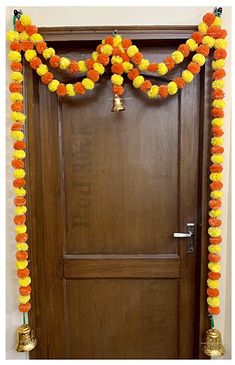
[202,328,225,357]
[16,324,37,352]
[111,94,125,112]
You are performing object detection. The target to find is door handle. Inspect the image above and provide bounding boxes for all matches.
[174,223,194,254]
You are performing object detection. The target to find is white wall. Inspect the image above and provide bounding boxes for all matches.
[6,6,231,359]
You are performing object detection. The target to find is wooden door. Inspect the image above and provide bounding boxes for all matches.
[26,26,211,359]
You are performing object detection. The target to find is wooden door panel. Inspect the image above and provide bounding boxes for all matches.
[66,279,178,359]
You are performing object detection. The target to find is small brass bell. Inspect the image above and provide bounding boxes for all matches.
[202,328,225,357]
[111,94,125,112]
[16,324,37,352]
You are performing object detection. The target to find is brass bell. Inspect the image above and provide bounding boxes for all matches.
[202,328,225,357]
[111,94,125,112]
[16,324,37,352]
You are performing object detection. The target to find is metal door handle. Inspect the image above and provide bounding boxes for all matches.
[173,223,194,254]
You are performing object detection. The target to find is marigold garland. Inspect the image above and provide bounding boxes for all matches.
[7,9,228,353]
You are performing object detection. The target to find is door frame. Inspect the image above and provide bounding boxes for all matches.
[24,25,211,359]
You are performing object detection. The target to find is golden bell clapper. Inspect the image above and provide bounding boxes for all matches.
[16,324,37,352]
[203,328,225,358]
[111,94,125,112]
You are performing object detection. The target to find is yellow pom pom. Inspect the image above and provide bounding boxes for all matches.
[6,30,19,42]
[207,297,220,307]
[101,44,113,56]
[182,70,194,83]
[210,172,223,182]
[212,80,225,90]
[111,74,124,86]
[212,59,225,70]
[16,242,28,251]
[113,34,122,47]
[186,38,198,51]
[211,118,224,127]
[211,137,223,146]
[171,51,184,64]
[212,100,225,109]
[208,227,221,238]
[11,131,24,141]
[122,61,133,73]
[14,187,26,197]
[43,47,55,60]
[147,85,159,98]
[8,51,21,62]
[20,14,31,26]
[59,57,70,70]
[157,63,168,76]
[18,295,30,304]
[192,54,206,66]
[18,277,31,287]
[207,279,220,289]
[11,71,24,83]
[167,81,178,95]
[91,51,99,61]
[111,55,123,64]
[24,49,37,62]
[127,45,139,58]
[30,33,43,43]
[10,93,23,102]
[209,209,222,218]
[15,206,27,216]
[214,39,227,50]
[133,75,145,88]
[198,22,208,34]
[77,60,87,73]
[16,259,28,270]
[212,16,222,28]
[36,64,48,76]
[138,59,150,71]
[210,190,223,199]
[208,244,221,254]
[66,84,76,96]
[14,169,26,179]
[82,78,95,90]
[19,31,29,42]
[13,150,26,160]
[211,154,224,164]
[48,80,60,92]
[208,262,221,273]
[93,62,105,74]
[11,112,26,123]
[202,36,215,48]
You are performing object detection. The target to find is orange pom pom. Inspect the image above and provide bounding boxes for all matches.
[187,62,200,75]
[192,31,204,44]
[210,164,223,173]
[211,146,224,155]
[41,72,53,85]
[49,55,60,68]
[208,306,220,315]
[21,41,34,51]
[131,52,143,64]
[85,58,95,70]
[69,60,79,73]
[96,44,102,53]
[147,63,158,72]
[14,197,26,207]
[104,36,113,45]
[16,233,28,243]
[127,68,139,80]
[212,127,224,137]
[36,41,47,54]
[97,54,110,66]
[206,26,221,39]
[209,199,222,209]
[140,80,152,93]
[56,83,66,97]
[11,122,23,131]
[207,288,220,297]
[203,12,216,26]
[209,236,222,244]
[10,62,23,72]
[213,69,226,80]
[87,69,99,82]
[13,178,26,188]
[25,24,38,36]
[159,85,168,98]
[196,44,210,57]
[112,85,124,96]
[209,218,222,227]
[164,56,175,71]
[16,251,28,261]
[10,41,22,52]
[15,20,25,33]
[218,29,228,39]
[9,82,23,93]
[74,82,86,95]
[121,53,130,62]
[19,302,31,312]
[174,77,186,89]
[122,38,132,48]
[17,268,30,278]
[112,49,123,57]
[111,63,124,75]
[212,89,225,100]
[178,44,190,57]
[14,214,26,225]
[29,57,42,70]
[208,253,221,262]
[11,101,23,112]
[212,108,224,118]
[14,141,26,150]
[19,286,31,296]
[213,49,227,60]
[208,271,221,280]
[11,159,24,169]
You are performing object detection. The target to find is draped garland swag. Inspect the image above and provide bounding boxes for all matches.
[7,8,227,356]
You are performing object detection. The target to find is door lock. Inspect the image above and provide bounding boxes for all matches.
[174,223,194,254]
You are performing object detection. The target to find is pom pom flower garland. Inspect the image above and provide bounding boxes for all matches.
[7,11,227,330]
